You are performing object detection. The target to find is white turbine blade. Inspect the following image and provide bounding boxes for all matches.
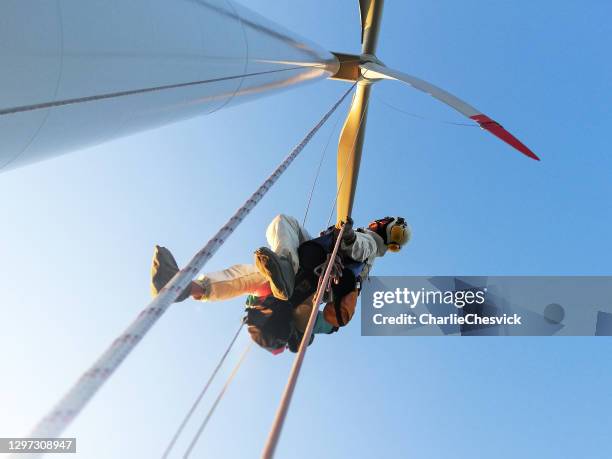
[362,62,540,160]
[362,62,480,117]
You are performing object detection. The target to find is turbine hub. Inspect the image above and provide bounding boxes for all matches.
[328,52,383,83]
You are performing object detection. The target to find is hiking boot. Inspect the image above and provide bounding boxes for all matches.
[150,245,191,302]
[254,247,295,301]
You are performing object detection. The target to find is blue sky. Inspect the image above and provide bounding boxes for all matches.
[1,1,612,458]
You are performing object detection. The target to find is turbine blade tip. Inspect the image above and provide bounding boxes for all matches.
[470,114,540,161]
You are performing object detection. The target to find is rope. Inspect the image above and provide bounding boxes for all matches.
[183,344,253,458]
[302,87,352,227]
[0,67,308,116]
[26,84,356,442]
[161,321,245,459]
[260,224,347,459]
[375,95,477,127]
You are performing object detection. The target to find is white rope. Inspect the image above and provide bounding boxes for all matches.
[161,321,245,459]
[260,224,347,459]
[26,85,355,443]
[183,344,253,458]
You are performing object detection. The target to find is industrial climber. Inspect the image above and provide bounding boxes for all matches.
[151,214,411,351]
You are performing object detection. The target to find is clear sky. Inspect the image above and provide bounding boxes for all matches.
[2,1,612,458]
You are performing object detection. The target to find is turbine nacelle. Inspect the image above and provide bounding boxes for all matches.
[328,52,384,84]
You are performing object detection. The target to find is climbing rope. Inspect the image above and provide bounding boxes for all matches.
[183,344,253,459]
[161,321,245,459]
[0,67,310,116]
[260,223,347,459]
[302,94,348,227]
[27,84,356,442]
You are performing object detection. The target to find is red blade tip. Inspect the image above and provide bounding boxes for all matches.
[470,114,540,161]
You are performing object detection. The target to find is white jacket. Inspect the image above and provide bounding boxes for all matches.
[340,228,387,279]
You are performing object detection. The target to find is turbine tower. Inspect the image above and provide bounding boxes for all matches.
[0,0,339,171]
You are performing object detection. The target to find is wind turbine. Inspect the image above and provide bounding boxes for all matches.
[329,0,539,222]
[2,2,542,446]
[0,0,537,182]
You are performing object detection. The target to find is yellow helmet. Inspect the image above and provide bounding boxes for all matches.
[368,216,411,252]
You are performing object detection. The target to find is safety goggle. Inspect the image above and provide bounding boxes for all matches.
[387,218,407,252]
